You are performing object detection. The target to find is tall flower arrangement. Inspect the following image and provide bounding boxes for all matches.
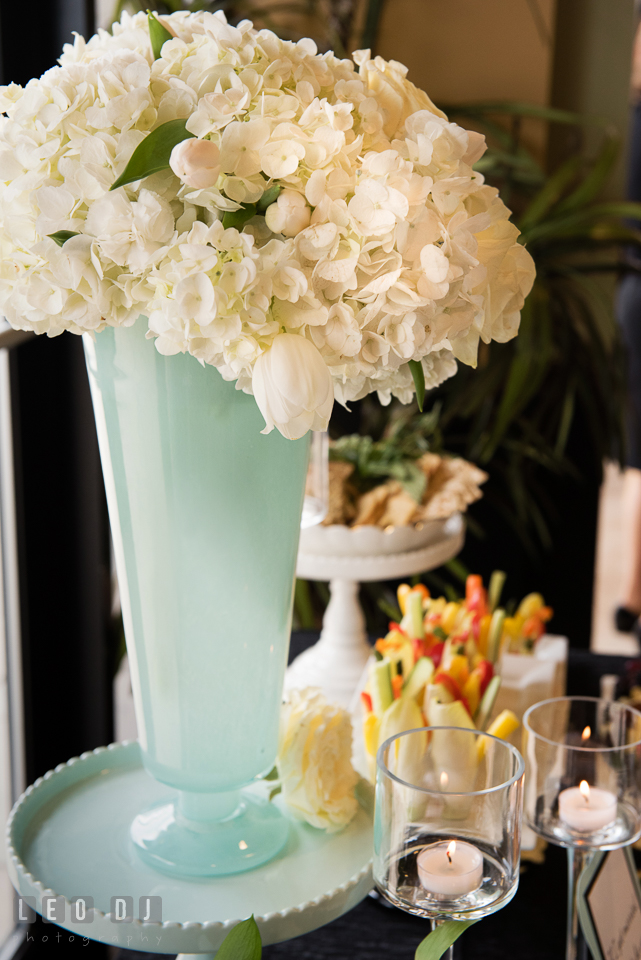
[0,10,534,438]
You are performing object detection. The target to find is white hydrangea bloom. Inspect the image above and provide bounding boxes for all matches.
[0,10,535,438]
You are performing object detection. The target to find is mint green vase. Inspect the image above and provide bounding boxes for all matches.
[84,322,309,877]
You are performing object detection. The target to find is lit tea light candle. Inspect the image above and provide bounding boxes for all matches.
[558,780,617,833]
[417,840,483,897]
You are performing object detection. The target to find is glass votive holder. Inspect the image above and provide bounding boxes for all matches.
[523,696,641,960]
[374,727,525,923]
[522,696,641,850]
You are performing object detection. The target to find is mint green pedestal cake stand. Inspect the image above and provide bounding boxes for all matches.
[6,741,373,957]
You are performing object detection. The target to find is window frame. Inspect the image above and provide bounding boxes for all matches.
[0,2,118,955]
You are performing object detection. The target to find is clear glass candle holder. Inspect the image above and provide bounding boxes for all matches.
[374,727,524,958]
[523,696,641,960]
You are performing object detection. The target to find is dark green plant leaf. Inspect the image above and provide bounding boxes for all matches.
[523,201,641,245]
[554,383,576,456]
[518,155,582,232]
[408,360,425,412]
[294,577,315,629]
[387,461,426,502]
[216,916,262,960]
[555,132,620,216]
[257,184,281,212]
[377,596,402,621]
[481,353,534,462]
[110,118,194,190]
[443,100,611,128]
[361,0,387,50]
[268,785,282,801]
[263,766,279,781]
[415,920,478,960]
[148,10,173,59]
[444,557,470,584]
[48,230,80,246]
[222,203,257,229]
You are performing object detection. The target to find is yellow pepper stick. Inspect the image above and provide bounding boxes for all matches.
[397,584,411,616]
[441,601,460,634]
[407,590,425,640]
[477,614,491,657]
[477,709,520,761]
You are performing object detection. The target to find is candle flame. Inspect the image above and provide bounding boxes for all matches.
[446,840,456,864]
[581,726,591,741]
[579,780,590,802]
[440,772,448,789]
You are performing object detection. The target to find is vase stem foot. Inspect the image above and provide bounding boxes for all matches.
[177,789,241,823]
[176,954,216,959]
[131,792,289,877]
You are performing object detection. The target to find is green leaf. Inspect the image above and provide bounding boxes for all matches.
[216,916,262,960]
[257,184,281,212]
[408,359,425,412]
[388,461,426,502]
[48,230,80,247]
[268,785,282,801]
[555,133,620,216]
[523,200,641,245]
[444,557,470,584]
[263,766,279,781]
[222,203,257,230]
[377,596,402,622]
[555,384,576,457]
[147,11,173,60]
[518,155,582,232]
[415,920,478,960]
[294,577,315,629]
[110,118,194,191]
[361,0,387,50]
[443,100,610,128]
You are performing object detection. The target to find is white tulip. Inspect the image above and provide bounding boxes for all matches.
[252,333,334,439]
[169,138,221,189]
[265,189,311,237]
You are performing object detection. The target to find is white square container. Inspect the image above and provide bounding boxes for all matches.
[493,635,568,728]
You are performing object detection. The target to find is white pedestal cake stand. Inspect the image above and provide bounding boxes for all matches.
[285,513,465,707]
[6,742,373,958]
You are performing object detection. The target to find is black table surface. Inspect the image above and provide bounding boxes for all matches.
[28,634,640,959]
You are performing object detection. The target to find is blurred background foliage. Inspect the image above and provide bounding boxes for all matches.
[111,0,641,643]
[330,105,641,640]
[110,0,382,56]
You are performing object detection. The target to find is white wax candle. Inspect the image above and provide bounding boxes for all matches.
[558,781,617,833]
[417,840,483,897]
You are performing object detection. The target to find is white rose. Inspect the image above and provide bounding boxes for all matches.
[278,688,359,832]
[252,333,334,439]
[265,189,311,237]
[169,138,221,189]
